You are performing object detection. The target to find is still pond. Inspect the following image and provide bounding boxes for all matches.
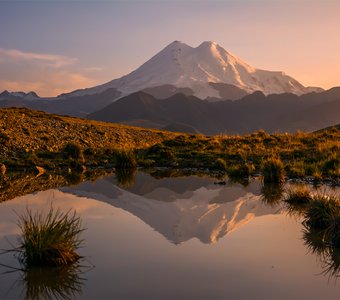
[0,171,339,299]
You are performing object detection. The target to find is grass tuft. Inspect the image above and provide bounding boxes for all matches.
[23,265,84,300]
[115,168,136,188]
[284,186,312,207]
[16,206,84,267]
[114,150,137,169]
[261,157,285,184]
[304,195,340,230]
[215,158,227,172]
[284,186,312,217]
[63,143,83,160]
[260,183,283,206]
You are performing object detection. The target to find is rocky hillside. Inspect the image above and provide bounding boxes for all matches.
[0,107,180,162]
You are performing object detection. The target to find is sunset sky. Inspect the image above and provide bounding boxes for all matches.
[1,0,340,97]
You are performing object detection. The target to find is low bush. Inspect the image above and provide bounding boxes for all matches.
[63,143,82,160]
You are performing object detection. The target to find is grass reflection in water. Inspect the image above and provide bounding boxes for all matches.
[20,264,86,300]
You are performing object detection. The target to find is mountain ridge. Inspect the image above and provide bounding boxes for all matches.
[88,88,340,134]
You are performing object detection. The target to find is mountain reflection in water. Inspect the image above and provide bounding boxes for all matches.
[63,172,281,244]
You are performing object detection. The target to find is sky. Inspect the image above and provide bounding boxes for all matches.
[1,0,340,97]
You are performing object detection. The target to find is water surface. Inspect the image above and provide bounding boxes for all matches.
[0,172,339,299]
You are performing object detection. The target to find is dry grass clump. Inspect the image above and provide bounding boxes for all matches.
[283,186,313,216]
[261,157,285,184]
[16,207,84,267]
[260,183,283,206]
[114,150,137,169]
[22,264,84,300]
[304,195,340,230]
[284,186,313,205]
[302,195,340,280]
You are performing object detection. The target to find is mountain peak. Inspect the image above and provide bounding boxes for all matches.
[163,40,192,51]
[66,40,322,99]
[0,90,39,100]
[0,90,10,97]
[198,40,218,47]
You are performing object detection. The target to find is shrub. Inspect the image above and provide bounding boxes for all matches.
[304,195,340,230]
[227,163,254,178]
[114,150,137,169]
[63,143,82,160]
[312,171,323,182]
[64,170,83,185]
[302,212,340,279]
[0,131,10,142]
[302,226,328,255]
[284,186,312,206]
[331,216,340,247]
[322,155,339,177]
[83,147,95,157]
[261,157,285,184]
[115,168,136,188]
[138,158,156,168]
[287,161,305,178]
[36,150,57,159]
[284,186,313,216]
[261,183,283,206]
[215,158,227,171]
[16,207,84,267]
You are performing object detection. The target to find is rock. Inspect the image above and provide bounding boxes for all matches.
[1,164,6,175]
[35,166,46,177]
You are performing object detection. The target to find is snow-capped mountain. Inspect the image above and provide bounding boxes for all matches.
[66,41,322,99]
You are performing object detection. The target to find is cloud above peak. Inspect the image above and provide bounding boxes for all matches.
[0,48,77,68]
[0,48,103,96]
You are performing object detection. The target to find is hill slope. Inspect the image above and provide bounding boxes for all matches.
[0,107,179,162]
[88,88,340,135]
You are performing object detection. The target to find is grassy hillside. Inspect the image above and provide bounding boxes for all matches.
[142,129,339,182]
[0,107,339,185]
